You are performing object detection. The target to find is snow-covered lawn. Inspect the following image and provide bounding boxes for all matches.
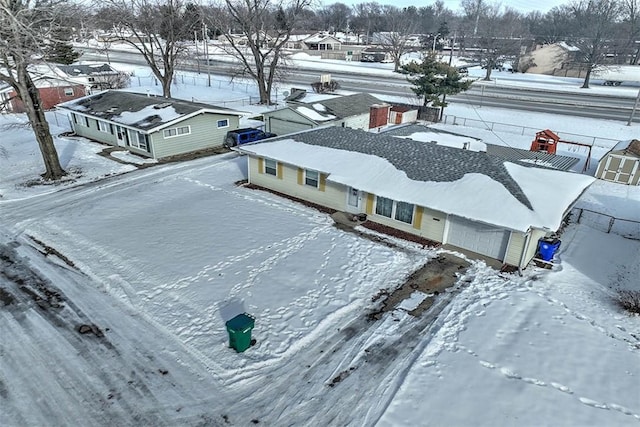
[0,63,639,426]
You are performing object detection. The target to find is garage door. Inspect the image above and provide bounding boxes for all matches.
[446,216,510,260]
[268,117,314,136]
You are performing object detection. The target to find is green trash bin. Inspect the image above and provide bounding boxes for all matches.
[225,313,255,353]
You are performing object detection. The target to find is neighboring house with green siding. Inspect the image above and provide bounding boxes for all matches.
[57,90,244,159]
[262,92,390,136]
[238,126,594,269]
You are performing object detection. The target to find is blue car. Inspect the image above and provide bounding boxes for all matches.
[224,128,276,147]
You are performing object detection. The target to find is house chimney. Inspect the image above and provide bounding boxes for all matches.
[369,103,390,129]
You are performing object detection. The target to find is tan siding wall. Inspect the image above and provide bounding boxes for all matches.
[152,113,239,158]
[504,231,526,267]
[419,208,447,242]
[366,204,447,242]
[525,229,548,265]
[248,156,345,210]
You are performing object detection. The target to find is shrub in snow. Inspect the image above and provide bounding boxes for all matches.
[615,289,640,315]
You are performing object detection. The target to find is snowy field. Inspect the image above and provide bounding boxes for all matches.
[0,61,639,426]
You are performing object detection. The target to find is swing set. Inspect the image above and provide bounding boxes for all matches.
[530,129,593,172]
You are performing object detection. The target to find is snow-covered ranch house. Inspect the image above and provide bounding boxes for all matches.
[57,90,244,159]
[238,126,595,269]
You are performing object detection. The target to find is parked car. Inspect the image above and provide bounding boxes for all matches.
[224,128,276,147]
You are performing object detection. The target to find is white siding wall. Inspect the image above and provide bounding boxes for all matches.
[343,113,371,130]
[264,109,316,135]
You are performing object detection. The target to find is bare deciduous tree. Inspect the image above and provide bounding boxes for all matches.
[0,0,66,181]
[475,5,528,81]
[97,0,196,98]
[375,6,418,72]
[570,0,621,88]
[213,0,312,105]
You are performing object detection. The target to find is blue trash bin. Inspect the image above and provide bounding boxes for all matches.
[538,238,561,261]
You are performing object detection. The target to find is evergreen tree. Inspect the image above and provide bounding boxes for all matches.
[44,28,81,65]
[401,52,472,109]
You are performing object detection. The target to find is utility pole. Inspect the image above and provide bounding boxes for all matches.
[203,24,211,87]
[194,30,200,74]
[440,32,457,121]
[627,88,640,126]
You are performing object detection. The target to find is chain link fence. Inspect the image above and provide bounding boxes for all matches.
[570,207,640,240]
[442,115,619,149]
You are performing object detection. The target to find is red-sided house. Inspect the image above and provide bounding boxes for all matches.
[0,77,87,113]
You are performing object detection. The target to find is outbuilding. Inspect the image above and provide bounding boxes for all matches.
[595,139,640,185]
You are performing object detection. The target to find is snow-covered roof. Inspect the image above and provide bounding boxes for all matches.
[239,127,594,232]
[57,90,244,133]
[57,63,119,77]
[303,33,341,44]
[276,93,382,123]
[385,124,580,171]
[609,139,640,157]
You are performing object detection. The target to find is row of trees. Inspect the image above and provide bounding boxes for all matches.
[1,0,637,182]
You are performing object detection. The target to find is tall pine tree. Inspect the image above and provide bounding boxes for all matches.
[44,27,81,64]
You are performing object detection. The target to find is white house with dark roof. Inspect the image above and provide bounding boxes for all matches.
[238,126,594,269]
[57,90,244,159]
[55,63,122,91]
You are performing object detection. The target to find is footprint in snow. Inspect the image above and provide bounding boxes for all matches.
[500,367,521,379]
[479,360,495,369]
[551,382,573,394]
[522,377,546,387]
[609,403,634,415]
[579,397,609,410]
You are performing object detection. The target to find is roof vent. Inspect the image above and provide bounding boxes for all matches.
[153,102,172,109]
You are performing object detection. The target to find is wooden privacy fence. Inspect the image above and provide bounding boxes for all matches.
[570,207,640,240]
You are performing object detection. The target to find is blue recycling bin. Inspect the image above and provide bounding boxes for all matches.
[538,238,561,261]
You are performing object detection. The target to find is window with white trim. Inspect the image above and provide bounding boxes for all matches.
[394,201,414,224]
[304,169,319,188]
[217,119,229,128]
[72,113,78,124]
[375,196,393,218]
[375,197,414,225]
[83,116,90,127]
[130,131,150,152]
[163,125,191,138]
[98,121,110,133]
[264,158,277,176]
[64,88,74,96]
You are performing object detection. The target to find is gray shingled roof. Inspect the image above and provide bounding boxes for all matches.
[385,123,580,171]
[278,126,534,209]
[314,93,382,119]
[58,90,240,131]
[57,64,118,76]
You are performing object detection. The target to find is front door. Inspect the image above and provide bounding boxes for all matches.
[346,187,361,213]
[115,126,127,147]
